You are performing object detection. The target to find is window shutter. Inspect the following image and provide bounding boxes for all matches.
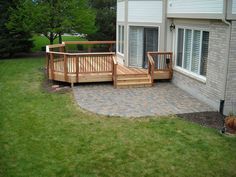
[191,30,201,74]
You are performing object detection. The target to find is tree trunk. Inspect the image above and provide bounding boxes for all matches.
[59,33,62,44]
[50,32,54,44]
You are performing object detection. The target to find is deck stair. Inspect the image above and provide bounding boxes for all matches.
[116,73,152,88]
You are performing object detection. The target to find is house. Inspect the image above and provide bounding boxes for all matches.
[116,0,236,115]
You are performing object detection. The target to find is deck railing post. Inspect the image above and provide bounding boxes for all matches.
[50,53,54,80]
[46,53,50,79]
[112,55,118,88]
[147,53,155,86]
[169,53,173,79]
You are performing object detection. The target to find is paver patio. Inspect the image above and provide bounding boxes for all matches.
[73,82,215,117]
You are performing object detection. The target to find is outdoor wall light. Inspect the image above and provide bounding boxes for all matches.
[170,23,175,31]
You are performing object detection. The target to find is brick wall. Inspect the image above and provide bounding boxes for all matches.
[224,21,236,115]
[171,20,229,110]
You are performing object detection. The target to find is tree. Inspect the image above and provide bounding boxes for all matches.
[0,0,33,58]
[87,0,116,41]
[8,0,96,44]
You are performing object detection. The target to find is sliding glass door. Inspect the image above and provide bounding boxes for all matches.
[129,27,144,67]
[143,28,158,68]
[129,26,158,68]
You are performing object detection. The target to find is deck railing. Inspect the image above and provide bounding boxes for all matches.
[47,52,115,82]
[147,52,173,78]
[46,41,116,86]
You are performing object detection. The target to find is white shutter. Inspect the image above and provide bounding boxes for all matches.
[191,30,201,74]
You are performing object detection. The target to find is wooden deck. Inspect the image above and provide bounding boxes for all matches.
[46,41,173,88]
[117,65,147,75]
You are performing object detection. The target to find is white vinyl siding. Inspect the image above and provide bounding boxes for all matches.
[233,0,236,14]
[117,1,125,22]
[176,28,209,77]
[118,25,124,54]
[168,0,224,14]
[128,1,162,23]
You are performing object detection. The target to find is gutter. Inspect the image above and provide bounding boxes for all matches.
[221,0,232,115]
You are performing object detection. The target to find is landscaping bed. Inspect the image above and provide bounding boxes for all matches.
[177,111,224,130]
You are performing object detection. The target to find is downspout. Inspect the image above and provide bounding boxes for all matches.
[221,0,232,115]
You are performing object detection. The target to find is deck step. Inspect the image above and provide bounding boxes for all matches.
[117,76,149,81]
[117,74,148,79]
[116,82,152,89]
[116,73,152,88]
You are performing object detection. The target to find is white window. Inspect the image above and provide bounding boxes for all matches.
[118,25,124,54]
[176,28,209,77]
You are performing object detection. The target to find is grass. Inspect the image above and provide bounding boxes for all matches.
[32,35,85,52]
[0,57,236,177]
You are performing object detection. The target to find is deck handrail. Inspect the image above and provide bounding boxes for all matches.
[63,41,115,45]
[112,56,118,88]
[147,51,173,55]
[46,44,66,52]
[47,41,116,53]
[47,51,115,56]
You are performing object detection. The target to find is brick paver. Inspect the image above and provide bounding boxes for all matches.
[73,82,215,117]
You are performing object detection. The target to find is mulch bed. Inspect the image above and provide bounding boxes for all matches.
[178,112,236,135]
[177,112,224,130]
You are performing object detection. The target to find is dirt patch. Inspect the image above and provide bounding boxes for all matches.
[41,68,71,94]
[177,112,224,130]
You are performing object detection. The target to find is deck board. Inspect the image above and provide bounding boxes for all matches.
[117,65,147,75]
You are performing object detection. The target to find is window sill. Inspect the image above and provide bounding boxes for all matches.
[174,66,207,84]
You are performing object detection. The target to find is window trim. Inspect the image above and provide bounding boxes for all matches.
[175,27,209,81]
[117,25,124,56]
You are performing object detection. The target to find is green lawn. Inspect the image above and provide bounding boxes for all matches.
[0,58,236,177]
[32,35,85,52]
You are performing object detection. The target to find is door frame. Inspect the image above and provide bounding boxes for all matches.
[127,25,160,68]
